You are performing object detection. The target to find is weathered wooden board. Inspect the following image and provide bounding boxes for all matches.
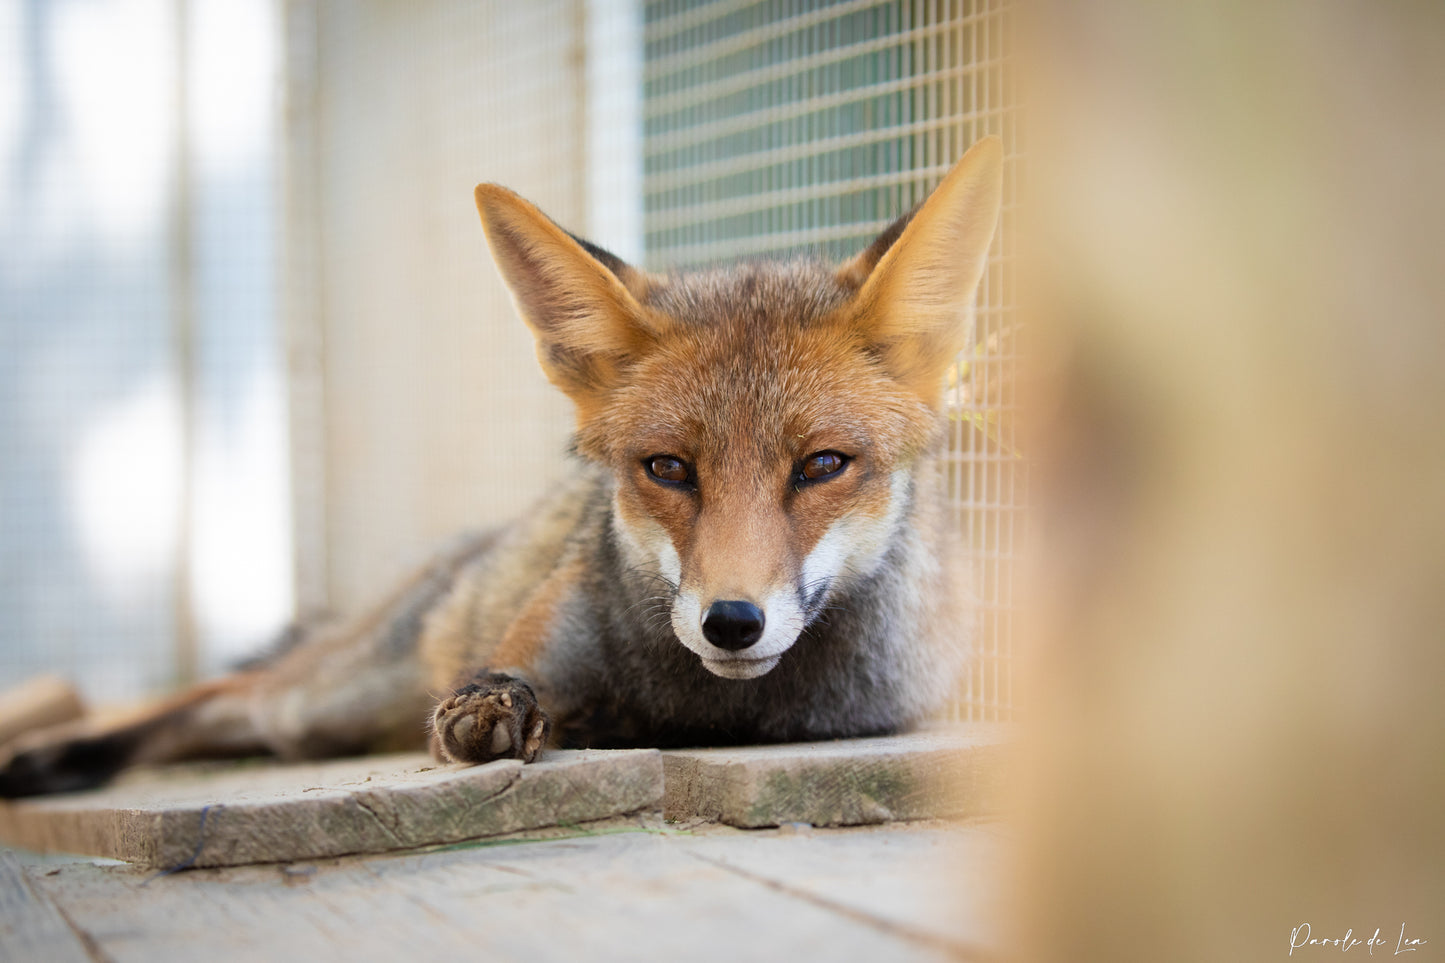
[0,726,1008,870]
[0,749,662,869]
[9,820,1002,963]
[661,725,1008,827]
[0,851,94,963]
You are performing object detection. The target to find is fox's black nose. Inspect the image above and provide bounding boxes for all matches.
[702,600,765,651]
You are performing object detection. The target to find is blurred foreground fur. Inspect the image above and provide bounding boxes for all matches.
[1015,2,1445,960]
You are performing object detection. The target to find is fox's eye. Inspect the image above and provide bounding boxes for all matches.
[800,451,848,482]
[645,455,692,485]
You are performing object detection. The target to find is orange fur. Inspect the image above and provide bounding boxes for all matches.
[489,557,585,673]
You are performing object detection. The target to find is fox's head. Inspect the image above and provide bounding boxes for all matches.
[476,138,1002,680]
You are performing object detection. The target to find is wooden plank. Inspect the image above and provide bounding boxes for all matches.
[682,820,1009,956]
[27,855,467,963]
[661,724,1009,828]
[351,830,963,962]
[25,824,974,963]
[0,749,662,869]
[0,851,95,963]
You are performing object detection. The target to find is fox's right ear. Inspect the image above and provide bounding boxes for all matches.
[474,185,666,415]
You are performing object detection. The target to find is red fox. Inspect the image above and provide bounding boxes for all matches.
[0,138,1002,797]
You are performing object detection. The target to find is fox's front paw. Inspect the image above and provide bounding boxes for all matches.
[430,674,550,765]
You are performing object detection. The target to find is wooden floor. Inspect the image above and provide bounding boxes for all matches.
[1,816,1007,963]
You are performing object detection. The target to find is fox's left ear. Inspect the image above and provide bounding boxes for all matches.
[837,137,1003,406]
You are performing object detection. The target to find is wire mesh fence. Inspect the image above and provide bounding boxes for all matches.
[282,0,589,618]
[1,0,1017,720]
[640,0,1020,719]
[0,0,290,702]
